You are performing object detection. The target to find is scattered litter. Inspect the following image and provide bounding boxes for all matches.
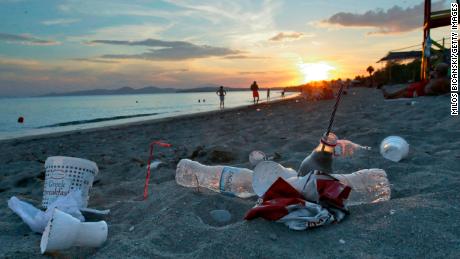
[43,156,99,209]
[269,233,278,241]
[8,190,85,233]
[298,133,337,176]
[332,169,391,206]
[80,207,110,215]
[146,160,162,169]
[144,141,172,199]
[256,108,261,111]
[247,160,391,230]
[249,150,267,167]
[245,177,346,231]
[380,136,409,162]
[252,161,297,197]
[390,209,396,215]
[339,239,346,244]
[129,226,135,232]
[210,209,232,223]
[335,139,371,157]
[176,159,254,198]
[40,208,108,254]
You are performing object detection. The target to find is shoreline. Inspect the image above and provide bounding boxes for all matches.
[0,93,300,143]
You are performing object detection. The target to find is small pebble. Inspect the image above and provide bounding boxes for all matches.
[210,209,232,223]
[129,226,134,231]
[339,239,346,244]
[269,233,278,241]
[390,209,396,215]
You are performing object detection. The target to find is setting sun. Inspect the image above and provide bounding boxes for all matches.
[298,62,336,83]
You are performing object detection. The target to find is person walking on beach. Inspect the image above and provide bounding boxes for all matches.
[250,81,259,104]
[216,86,227,109]
[266,88,270,101]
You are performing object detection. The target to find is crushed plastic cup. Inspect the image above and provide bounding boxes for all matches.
[249,150,267,167]
[8,191,85,233]
[40,209,108,254]
[380,136,409,162]
[43,156,98,209]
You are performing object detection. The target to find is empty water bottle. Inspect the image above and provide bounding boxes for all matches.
[176,159,255,198]
[335,139,371,157]
[332,169,391,206]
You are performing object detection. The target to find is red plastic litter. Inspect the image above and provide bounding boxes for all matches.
[17,116,24,123]
[143,141,172,200]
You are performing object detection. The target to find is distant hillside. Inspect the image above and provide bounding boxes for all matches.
[42,86,176,96]
[176,86,249,93]
[41,84,299,97]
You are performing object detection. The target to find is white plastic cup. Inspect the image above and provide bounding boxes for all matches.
[43,156,98,209]
[380,136,409,162]
[252,161,297,197]
[40,209,108,254]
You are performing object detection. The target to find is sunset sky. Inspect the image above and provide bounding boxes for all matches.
[0,0,451,96]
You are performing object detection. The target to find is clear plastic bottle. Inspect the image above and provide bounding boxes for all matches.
[334,139,371,157]
[175,159,255,198]
[298,133,337,176]
[332,169,391,206]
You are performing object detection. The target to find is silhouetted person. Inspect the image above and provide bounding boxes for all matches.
[281,89,285,98]
[267,88,270,101]
[216,86,227,109]
[250,81,259,104]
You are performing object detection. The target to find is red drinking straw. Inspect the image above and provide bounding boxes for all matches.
[143,141,172,200]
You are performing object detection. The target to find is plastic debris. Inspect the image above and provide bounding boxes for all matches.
[40,209,108,254]
[380,136,409,162]
[249,150,267,167]
[8,191,85,233]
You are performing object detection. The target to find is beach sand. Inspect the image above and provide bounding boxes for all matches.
[0,88,459,258]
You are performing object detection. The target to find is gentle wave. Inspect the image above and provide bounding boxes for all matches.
[38,112,160,128]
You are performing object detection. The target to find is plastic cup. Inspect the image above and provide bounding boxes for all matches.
[380,136,409,162]
[43,156,98,209]
[40,209,108,254]
[252,161,297,197]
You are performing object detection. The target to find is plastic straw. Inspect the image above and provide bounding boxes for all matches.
[143,141,172,200]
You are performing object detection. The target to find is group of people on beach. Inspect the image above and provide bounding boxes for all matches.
[216,81,277,109]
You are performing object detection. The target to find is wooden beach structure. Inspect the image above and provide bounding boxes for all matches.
[420,0,454,80]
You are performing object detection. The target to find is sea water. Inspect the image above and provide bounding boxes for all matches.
[0,91,294,140]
